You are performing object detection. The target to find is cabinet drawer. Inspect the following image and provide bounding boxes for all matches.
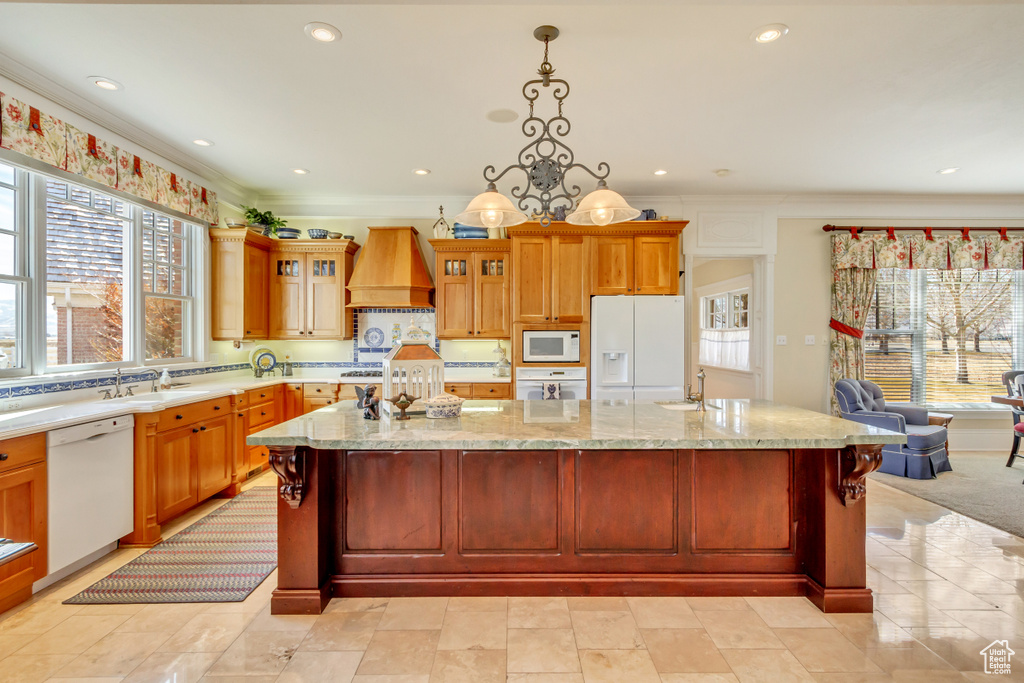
[157,396,231,433]
[444,383,473,398]
[303,383,337,398]
[232,391,248,409]
[337,384,359,400]
[473,383,511,399]
[0,433,45,476]
[247,387,276,404]
[250,401,277,427]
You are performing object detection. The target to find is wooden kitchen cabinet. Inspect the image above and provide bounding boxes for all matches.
[268,240,359,340]
[209,228,271,341]
[155,413,233,525]
[512,235,589,323]
[284,383,304,420]
[444,382,511,399]
[591,234,679,296]
[0,433,46,614]
[196,415,231,501]
[430,239,511,339]
[303,383,340,414]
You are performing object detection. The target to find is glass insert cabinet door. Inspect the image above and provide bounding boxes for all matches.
[306,256,342,337]
[270,257,304,337]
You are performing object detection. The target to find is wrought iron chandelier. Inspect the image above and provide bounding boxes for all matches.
[456,26,639,229]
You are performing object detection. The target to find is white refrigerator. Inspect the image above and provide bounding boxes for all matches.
[591,295,686,400]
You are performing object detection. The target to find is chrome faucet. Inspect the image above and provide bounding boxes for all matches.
[686,367,707,412]
[113,368,124,398]
[146,369,160,393]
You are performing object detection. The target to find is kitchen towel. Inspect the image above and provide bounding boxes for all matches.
[543,382,560,399]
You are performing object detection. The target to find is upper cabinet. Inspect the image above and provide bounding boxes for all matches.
[211,230,359,341]
[591,233,679,296]
[210,229,271,340]
[429,239,510,339]
[512,235,589,324]
[269,242,359,340]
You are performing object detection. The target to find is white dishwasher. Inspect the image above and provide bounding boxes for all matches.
[46,415,135,580]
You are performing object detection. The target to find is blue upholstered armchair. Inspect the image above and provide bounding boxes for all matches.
[834,379,952,479]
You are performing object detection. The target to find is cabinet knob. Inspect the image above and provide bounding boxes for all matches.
[299,331,305,335]
[0,453,7,461]
[489,388,495,392]
[246,330,251,334]
[327,400,332,404]
[260,393,266,398]
[200,425,207,431]
[261,411,267,416]
[192,428,199,433]
[214,405,221,410]
[316,388,322,393]
[469,330,474,335]
[176,414,184,420]
[628,288,632,292]
[545,317,549,320]
[554,317,559,321]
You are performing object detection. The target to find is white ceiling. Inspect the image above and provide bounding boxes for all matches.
[0,2,1022,209]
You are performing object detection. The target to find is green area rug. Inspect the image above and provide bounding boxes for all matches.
[871,453,1024,539]
[64,486,276,604]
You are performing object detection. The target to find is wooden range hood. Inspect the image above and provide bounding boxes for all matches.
[346,226,434,308]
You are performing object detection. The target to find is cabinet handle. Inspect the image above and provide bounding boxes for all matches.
[214,405,221,410]
[200,426,207,431]
[327,400,332,404]
[246,330,251,334]
[545,317,549,320]
[0,453,7,461]
[192,428,199,433]
[176,414,183,420]
[260,393,266,398]
[316,388,322,393]
[299,331,305,335]
[554,317,559,321]
[469,330,474,335]
[261,411,267,416]
[628,288,632,292]
[237,414,243,418]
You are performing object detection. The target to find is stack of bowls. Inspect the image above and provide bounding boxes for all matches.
[453,222,489,239]
[276,227,302,239]
[307,229,328,239]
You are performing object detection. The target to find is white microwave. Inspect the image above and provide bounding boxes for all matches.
[522,330,581,363]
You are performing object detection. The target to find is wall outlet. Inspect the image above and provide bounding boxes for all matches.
[3,399,24,411]
[776,335,787,346]
[805,335,816,346]
[462,350,468,360]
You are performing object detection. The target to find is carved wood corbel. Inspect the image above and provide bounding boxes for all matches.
[839,444,883,506]
[269,446,305,509]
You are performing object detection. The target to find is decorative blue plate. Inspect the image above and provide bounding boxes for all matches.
[254,350,277,371]
[363,327,384,348]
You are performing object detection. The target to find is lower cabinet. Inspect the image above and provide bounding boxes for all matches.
[444,382,512,399]
[155,414,232,525]
[0,433,46,613]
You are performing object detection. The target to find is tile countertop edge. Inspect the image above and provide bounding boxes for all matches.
[0,376,379,441]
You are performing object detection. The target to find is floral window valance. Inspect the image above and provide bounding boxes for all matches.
[832,232,1024,271]
[0,92,218,226]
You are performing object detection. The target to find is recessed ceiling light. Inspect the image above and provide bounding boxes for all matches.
[486,109,519,124]
[937,167,960,175]
[192,139,214,147]
[653,169,668,176]
[89,76,122,91]
[752,24,789,43]
[304,22,340,43]
[413,169,431,176]
[293,168,309,175]
[714,169,732,177]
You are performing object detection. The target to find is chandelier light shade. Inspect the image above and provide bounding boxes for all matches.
[453,183,529,229]
[565,180,641,226]
[461,25,639,227]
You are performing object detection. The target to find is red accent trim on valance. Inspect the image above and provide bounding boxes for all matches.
[961,227,971,241]
[849,227,860,240]
[201,187,208,205]
[830,318,864,339]
[28,107,41,134]
[170,173,178,192]
[886,227,896,241]
[925,228,934,241]
[87,134,98,157]
[1001,227,1009,241]
[132,155,142,177]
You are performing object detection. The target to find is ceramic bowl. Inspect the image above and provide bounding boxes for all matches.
[327,231,343,239]
[424,392,464,419]
[224,217,246,228]
[307,229,329,239]
[343,234,355,240]
[276,227,301,239]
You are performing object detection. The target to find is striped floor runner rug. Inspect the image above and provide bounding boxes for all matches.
[64,486,277,604]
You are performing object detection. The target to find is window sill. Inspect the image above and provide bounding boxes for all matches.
[0,360,204,388]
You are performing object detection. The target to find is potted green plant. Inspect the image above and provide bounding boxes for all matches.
[242,206,288,237]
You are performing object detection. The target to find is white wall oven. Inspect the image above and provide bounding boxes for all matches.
[515,367,588,400]
[522,330,580,363]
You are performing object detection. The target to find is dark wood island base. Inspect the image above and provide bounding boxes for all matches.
[268,443,883,615]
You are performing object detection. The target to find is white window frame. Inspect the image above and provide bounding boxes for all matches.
[696,275,752,372]
[0,163,30,378]
[0,152,207,379]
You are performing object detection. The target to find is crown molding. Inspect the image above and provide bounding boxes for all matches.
[0,50,254,206]
[775,193,1024,220]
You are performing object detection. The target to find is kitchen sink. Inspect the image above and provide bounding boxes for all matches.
[655,401,719,411]
[111,390,209,402]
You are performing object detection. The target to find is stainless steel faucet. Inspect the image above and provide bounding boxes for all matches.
[686,367,707,412]
[146,369,160,393]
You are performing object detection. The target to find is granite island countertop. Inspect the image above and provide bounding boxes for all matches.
[247,398,907,451]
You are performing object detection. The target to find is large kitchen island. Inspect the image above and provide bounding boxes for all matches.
[249,399,904,615]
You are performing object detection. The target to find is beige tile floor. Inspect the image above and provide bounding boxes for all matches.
[2,468,1024,681]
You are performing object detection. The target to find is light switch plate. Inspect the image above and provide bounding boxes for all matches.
[3,399,23,411]
[805,335,815,345]
[776,335,787,346]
